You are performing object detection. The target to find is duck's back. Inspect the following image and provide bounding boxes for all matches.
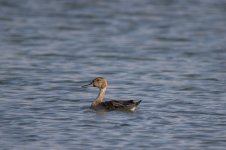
[99,100,141,111]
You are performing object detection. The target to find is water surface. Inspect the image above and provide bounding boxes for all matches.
[0,0,226,149]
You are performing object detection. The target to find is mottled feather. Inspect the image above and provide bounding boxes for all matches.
[99,100,142,111]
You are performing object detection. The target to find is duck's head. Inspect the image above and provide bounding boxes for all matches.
[82,77,108,89]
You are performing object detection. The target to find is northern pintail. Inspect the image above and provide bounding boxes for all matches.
[82,77,141,112]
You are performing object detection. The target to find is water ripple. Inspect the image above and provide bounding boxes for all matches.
[1,0,226,150]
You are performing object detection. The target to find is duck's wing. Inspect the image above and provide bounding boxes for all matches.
[101,100,142,111]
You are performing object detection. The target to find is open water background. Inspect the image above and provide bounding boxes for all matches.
[0,0,226,149]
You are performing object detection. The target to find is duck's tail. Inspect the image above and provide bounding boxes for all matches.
[136,100,142,106]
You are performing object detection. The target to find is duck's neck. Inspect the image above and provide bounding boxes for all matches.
[91,87,107,108]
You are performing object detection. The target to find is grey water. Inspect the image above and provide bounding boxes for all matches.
[0,0,226,149]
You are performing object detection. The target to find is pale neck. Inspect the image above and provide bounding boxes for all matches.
[92,87,107,107]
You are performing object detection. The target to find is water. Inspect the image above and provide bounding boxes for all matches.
[0,0,226,149]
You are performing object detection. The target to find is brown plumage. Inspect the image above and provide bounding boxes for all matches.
[82,77,141,112]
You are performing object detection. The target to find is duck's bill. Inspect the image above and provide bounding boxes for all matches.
[81,82,92,88]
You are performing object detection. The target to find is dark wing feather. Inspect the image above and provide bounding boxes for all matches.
[100,100,141,111]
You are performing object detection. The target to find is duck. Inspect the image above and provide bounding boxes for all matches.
[82,77,141,112]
